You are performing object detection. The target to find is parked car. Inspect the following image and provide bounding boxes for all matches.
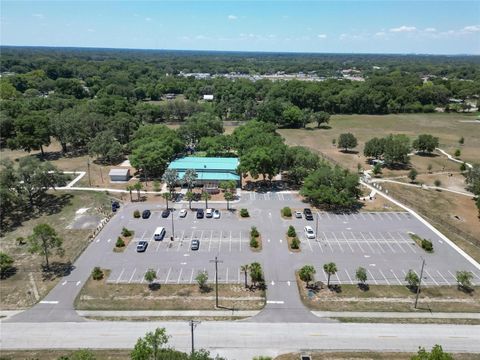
[191,239,200,251]
[161,209,170,218]
[136,240,148,252]
[142,210,151,219]
[304,226,315,239]
[295,211,302,219]
[111,201,120,212]
[179,209,187,218]
[213,209,220,219]
[205,208,213,218]
[303,208,313,220]
[196,209,204,219]
[153,227,166,241]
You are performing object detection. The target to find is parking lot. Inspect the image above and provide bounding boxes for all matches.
[91,197,480,291]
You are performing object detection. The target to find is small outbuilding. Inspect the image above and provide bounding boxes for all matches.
[203,94,214,101]
[109,168,130,182]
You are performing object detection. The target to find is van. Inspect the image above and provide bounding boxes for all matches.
[153,227,166,241]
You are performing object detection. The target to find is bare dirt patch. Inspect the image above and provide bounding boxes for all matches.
[275,352,478,360]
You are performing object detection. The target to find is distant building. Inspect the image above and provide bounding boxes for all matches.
[167,157,240,190]
[203,94,214,101]
[109,168,130,182]
[165,93,176,100]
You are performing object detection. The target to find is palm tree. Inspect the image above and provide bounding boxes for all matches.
[161,192,172,210]
[299,265,316,287]
[201,191,211,209]
[126,185,134,202]
[224,191,234,210]
[133,181,143,201]
[183,169,197,190]
[240,264,250,288]
[323,262,337,288]
[249,262,263,288]
[185,191,195,210]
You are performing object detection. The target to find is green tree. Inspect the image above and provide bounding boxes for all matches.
[183,169,198,190]
[454,149,461,157]
[219,180,236,192]
[64,349,97,360]
[87,131,123,164]
[8,113,51,157]
[249,262,263,287]
[196,271,208,291]
[364,137,385,160]
[283,146,321,185]
[323,262,337,288]
[144,268,157,290]
[185,190,195,210]
[126,184,134,202]
[372,163,382,176]
[162,169,179,194]
[280,105,304,128]
[408,168,418,183]
[412,134,439,154]
[456,270,473,291]
[161,192,172,210]
[465,164,480,195]
[299,265,316,287]
[133,181,143,201]
[459,136,464,145]
[405,269,420,290]
[201,191,211,209]
[311,111,330,128]
[28,224,63,269]
[383,134,411,166]
[131,327,170,360]
[240,264,250,288]
[91,267,104,281]
[0,252,14,278]
[355,266,367,286]
[181,112,224,144]
[434,179,441,187]
[411,344,454,360]
[224,191,234,210]
[130,141,175,179]
[338,133,358,152]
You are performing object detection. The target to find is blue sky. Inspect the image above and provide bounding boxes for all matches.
[1,1,479,54]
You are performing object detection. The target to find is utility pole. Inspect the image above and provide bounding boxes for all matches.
[315,212,319,240]
[188,320,200,355]
[87,158,92,187]
[171,207,175,240]
[415,257,426,309]
[209,256,223,307]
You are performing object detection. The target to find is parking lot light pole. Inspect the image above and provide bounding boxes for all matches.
[415,257,426,309]
[315,212,319,241]
[171,208,175,240]
[209,256,223,307]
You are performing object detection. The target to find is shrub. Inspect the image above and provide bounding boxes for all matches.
[460,162,467,171]
[240,208,249,217]
[16,237,26,246]
[454,149,461,157]
[196,271,208,290]
[291,236,300,249]
[250,236,259,248]
[281,206,292,217]
[434,179,441,187]
[250,226,259,238]
[121,227,132,237]
[115,237,125,247]
[287,225,296,237]
[91,267,104,280]
[421,239,433,252]
[133,209,141,218]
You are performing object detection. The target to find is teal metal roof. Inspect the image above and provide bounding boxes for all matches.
[177,171,240,181]
[169,157,239,171]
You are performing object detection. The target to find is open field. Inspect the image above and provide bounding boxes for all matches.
[278,113,480,174]
[298,282,480,312]
[0,191,112,309]
[75,273,265,311]
[0,350,131,360]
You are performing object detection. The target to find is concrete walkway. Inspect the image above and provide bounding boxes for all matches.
[436,147,473,169]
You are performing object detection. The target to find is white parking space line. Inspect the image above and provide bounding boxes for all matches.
[378,232,396,253]
[388,232,407,254]
[341,232,355,253]
[473,272,480,280]
[369,232,387,253]
[239,231,242,252]
[384,213,393,221]
[378,269,390,285]
[116,269,125,284]
[360,213,367,221]
[165,268,172,284]
[390,269,402,285]
[177,268,183,284]
[225,267,229,283]
[398,232,417,253]
[352,213,358,220]
[305,236,314,252]
[368,213,375,220]
[393,213,402,221]
[447,270,458,282]
[332,232,344,252]
[326,212,331,220]
[128,268,137,283]
[334,272,341,284]
[424,269,439,286]
[368,269,378,285]
[189,269,194,284]
[316,237,324,253]
[353,232,370,253]
[344,269,353,284]
[436,270,450,285]
[323,232,334,252]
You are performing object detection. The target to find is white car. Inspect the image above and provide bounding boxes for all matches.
[213,209,220,219]
[205,208,213,218]
[304,226,315,239]
[179,209,187,218]
[295,211,302,219]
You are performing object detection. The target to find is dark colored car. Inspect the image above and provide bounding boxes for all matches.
[191,239,200,251]
[196,209,204,219]
[142,209,151,219]
[161,209,170,218]
[303,208,313,220]
[111,201,120,212]
[136,240,148,252]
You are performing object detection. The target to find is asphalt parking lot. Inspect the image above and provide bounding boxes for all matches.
[92,193,479,290]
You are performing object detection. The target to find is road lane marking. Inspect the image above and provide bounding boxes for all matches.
[189,269,194,284]
[332,232,344,252]
[390,269,402,285]
[62,281,67,286]
[344,269,353,284]
[177,268,183,284]
[378,269,390,285]
[378,232,396,253]
[388,232,407,253]
[266,300,284,304]
[225,267,229,283]
[370,232,386,253]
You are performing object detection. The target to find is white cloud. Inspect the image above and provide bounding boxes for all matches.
[195,35,208,40]
[463,25,480,32]
[424,27,437,32]
[389,25,416,33]
[375,32,386,37]
[145,17,152,22]
[228,15,237,20]
[87,28,95,33]
[339,33,347,40]
[32,13,44,19]
[317,34,327,39]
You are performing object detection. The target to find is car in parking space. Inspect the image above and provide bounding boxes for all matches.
[205,208,213,218]
[213,209,220,219]
[179,209,187,218]
[161,209,170,218]
[153,227,166,241]
[295,211,302,219]
[191,239,200,250]
[303,208,313,220]
[304,226,316,239]
[136,240,148,252]
[142,209,151,219]
[196,209,204,219]
[111,201,120,212]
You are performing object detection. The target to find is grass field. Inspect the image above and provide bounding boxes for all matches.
[0,191,112,309]
[75,272,265,311]
[275,352,479,360]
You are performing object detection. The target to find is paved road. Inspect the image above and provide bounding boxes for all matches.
[2,321,480,357]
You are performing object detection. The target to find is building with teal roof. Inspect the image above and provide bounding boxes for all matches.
[168,157,240,188]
